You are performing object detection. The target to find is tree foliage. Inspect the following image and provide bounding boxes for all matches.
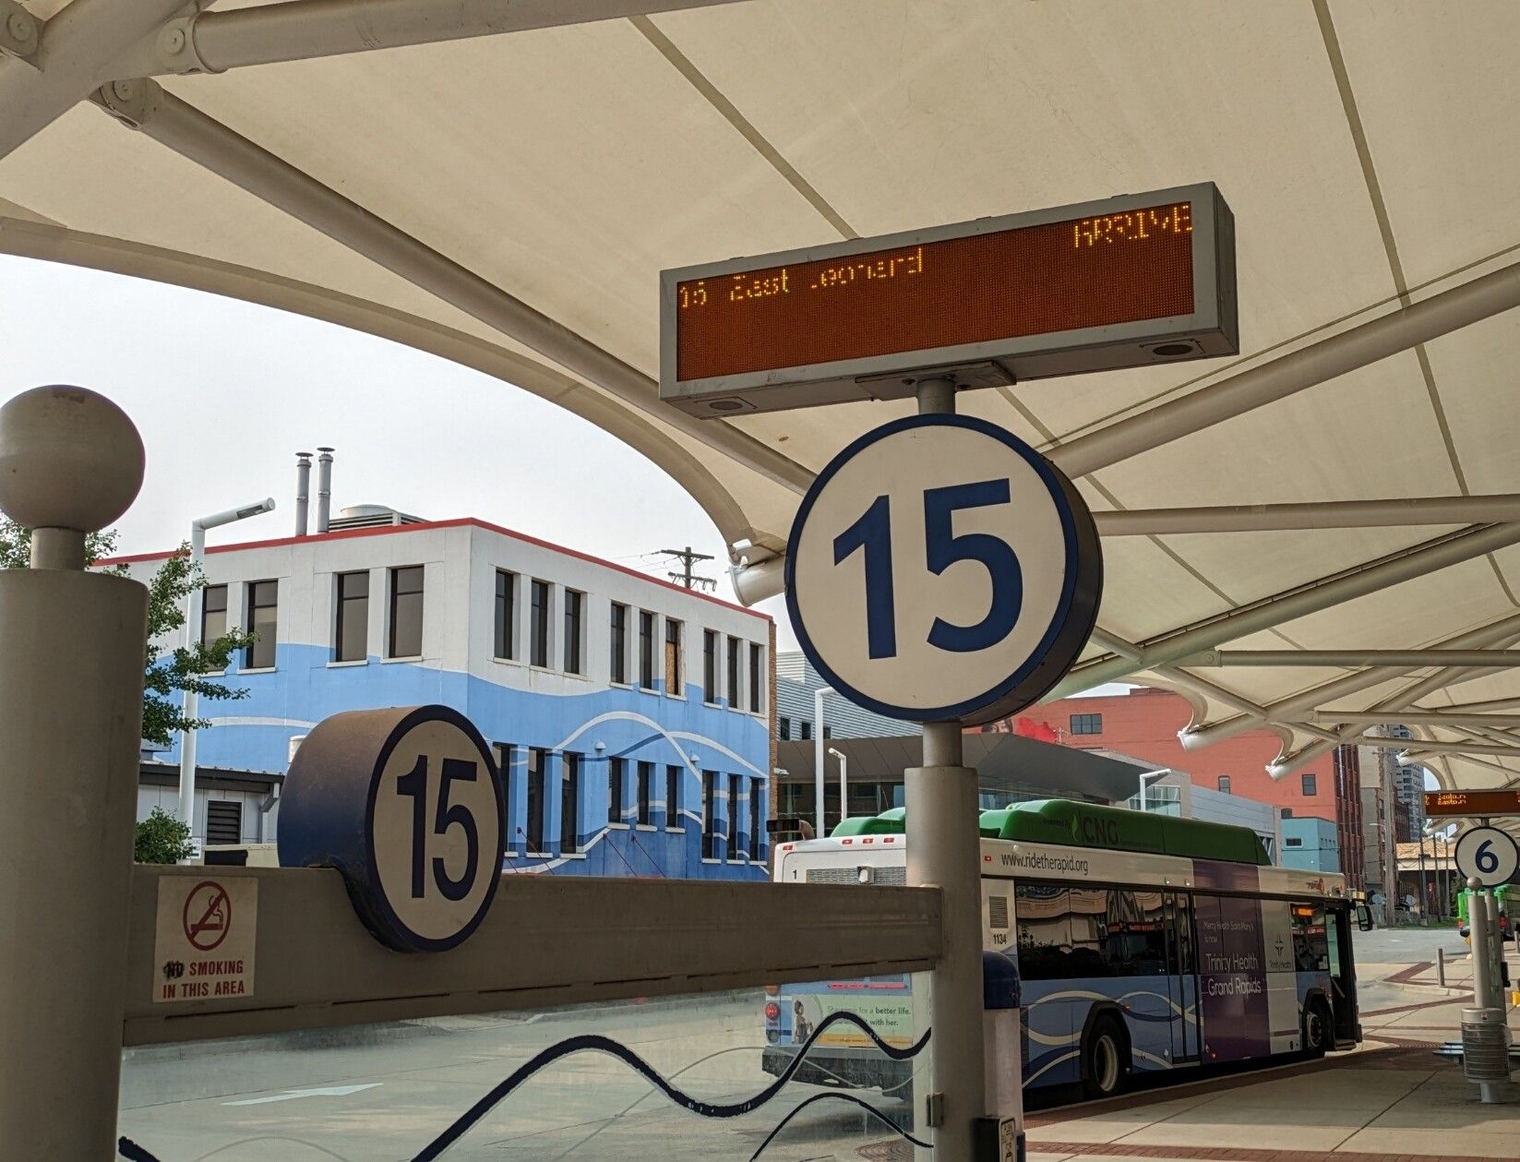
[0,516,254,747]
[135,806,195,864]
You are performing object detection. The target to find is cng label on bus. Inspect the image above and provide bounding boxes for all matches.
[278,705,506,952]
[786,414,1102,724]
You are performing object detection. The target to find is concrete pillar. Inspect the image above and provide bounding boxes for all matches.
[0,386,148,1158]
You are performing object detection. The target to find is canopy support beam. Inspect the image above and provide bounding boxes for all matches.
[90,79,816,497]
[1179,649,1520,669]
[1266,638,1520,779]
[109,0,753,77]
[1397,740,1520,758]
[1050,258,1520,480]
[1179,611,1520,751]
[1094,494,1520,536]
[0,0,189,162]
[1048,523,1520,700]
[1311,710,1520,728]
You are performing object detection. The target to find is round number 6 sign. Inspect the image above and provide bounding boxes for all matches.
[786,414,1103,725]
[278,705,506,952]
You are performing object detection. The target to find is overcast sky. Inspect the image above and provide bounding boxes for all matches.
[0,253,797,639]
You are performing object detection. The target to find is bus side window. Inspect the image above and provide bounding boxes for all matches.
[1291,903,1329,972]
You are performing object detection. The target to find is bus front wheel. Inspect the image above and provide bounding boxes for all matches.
[1081,1016,1130,1100]
[1301,999,1332,1059]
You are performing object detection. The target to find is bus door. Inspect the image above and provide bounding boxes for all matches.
[1324,904,1360,1046]
[1164,892,1199,1063]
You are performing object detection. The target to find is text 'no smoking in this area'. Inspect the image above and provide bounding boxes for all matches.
[153,876,258,1003]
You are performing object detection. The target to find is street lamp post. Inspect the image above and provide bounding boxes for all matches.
[178,499,275,853]
[828,747,848,827]
[813,686,833,837]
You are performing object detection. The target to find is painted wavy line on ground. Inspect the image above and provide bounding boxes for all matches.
[410,1011,930,1161]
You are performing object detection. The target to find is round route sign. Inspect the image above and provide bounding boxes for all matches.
[1455,825,1520,888]
[278,705,506,952]
[786,414,1102,724]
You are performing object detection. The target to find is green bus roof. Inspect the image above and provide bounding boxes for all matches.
[829,798,1270,865]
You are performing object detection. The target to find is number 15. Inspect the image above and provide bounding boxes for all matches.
[833,479,1023,660]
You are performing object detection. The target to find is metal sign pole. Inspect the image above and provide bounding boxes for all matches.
[0,388,149,1158]
[906,377,985,1161]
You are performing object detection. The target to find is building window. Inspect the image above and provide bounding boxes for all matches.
[779,716,791,741]
[562,752,581,854]
[703,630,719,702]
[335,570,369,662]
[800,720,812,741]
[637,761,653,825]
[495,743,514,847]
[726,635,741,707]
[563,588,584,675]
[530,580,550,668]
[749,780,762,861]
[666,765,681,829]
[205,800,242,845]
[201,584,228,646]
[388,566,424,658]
[526,748,547,854]
[638,610,655,690]
[748,643,763,713]
[702,771,718,859]
[1285,837,1304,847]
[494,571,515,661]
[665,618,683,696]
[1069,713,1103,736]
[244,580,278,669]
[1217,775,1231,794]
[1282,808,1293,819]
[607,757,625,824]
[1302,772,1318,796]
[822,725,833,740]
[609,602,628,684]
[727,773,741,858]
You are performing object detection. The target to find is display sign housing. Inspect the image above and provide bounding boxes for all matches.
[661,183,1236,417]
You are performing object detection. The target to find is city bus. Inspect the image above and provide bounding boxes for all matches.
[762,799,1362,1100]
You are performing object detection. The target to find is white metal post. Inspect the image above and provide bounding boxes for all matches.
[178,498,276,849]
[814,685,832,836]
[908,376,984,1161]
[0,387,149,1158]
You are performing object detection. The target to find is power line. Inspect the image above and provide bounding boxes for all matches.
[657,546,717,591]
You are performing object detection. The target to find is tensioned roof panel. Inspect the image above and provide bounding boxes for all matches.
[5,0,1520,795]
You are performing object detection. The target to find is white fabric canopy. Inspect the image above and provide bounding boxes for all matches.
[5,0,1520,808]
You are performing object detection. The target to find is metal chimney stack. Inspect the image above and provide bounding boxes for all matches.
[316,447,334,534]
[294,452,312,536]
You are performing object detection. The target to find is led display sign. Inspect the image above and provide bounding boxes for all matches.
[1426,790,1520,818]
[660,183,1236,417]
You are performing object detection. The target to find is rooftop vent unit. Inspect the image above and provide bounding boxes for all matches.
[326,504,426,532]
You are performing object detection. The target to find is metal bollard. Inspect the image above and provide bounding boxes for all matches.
[1462,1007,1519,1103]
[976,951,1027,1162]
[1438,946,1447,989]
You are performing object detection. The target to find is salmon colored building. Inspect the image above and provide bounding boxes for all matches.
[983,687,1366,890]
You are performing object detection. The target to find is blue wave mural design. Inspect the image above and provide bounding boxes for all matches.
[117,1010,929,1162]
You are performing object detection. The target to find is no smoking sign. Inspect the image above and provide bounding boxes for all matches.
[153,875,257,1004]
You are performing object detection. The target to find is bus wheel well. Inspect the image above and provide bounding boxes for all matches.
[1301,992,1333,1057]
[1079,1005,1131,1098]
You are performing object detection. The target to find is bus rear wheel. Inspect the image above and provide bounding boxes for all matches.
[1301,999,1332,1059]
[1081,1016,1130,1100]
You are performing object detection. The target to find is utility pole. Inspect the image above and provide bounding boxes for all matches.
[658,546,717,591]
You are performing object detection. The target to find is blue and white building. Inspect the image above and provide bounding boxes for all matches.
[119,507,774,880]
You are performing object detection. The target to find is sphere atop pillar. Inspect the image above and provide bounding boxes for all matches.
[0,386,144,532]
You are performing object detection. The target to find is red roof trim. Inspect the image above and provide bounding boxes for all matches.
[99,517,771,620]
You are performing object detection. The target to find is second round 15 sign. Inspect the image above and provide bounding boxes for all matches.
[786,415,1102,725]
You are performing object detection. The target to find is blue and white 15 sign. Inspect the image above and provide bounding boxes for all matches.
[786,415,1102,724]
[279,705,506,953]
